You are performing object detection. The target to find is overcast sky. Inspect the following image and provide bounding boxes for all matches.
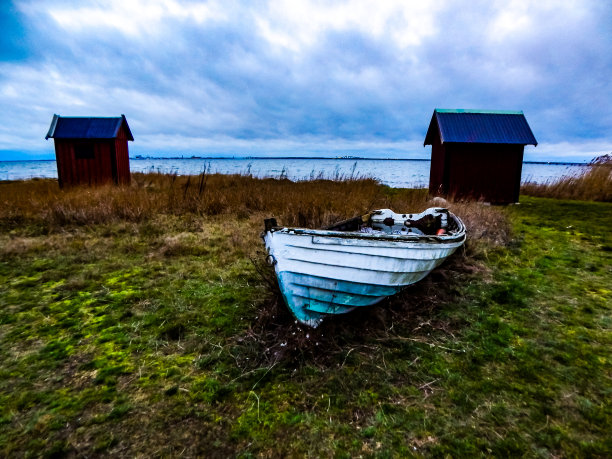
[1,0,610,161]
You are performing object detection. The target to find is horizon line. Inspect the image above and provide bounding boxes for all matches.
[0,156,589,166]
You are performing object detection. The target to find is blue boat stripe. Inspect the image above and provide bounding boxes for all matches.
[290,289,385,306]
[279,271,425,289]
[289,282,389,297]
[303,304,354,314]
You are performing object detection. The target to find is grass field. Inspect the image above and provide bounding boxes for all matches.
[0,174,610,457]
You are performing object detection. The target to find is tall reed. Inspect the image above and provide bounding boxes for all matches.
[0,172,508,246]
[0,173,398,228]
[522,154,612,202]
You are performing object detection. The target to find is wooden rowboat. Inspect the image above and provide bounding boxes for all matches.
[262,207,466,327]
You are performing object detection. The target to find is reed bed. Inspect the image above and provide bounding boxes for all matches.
[0,172,413,227]
[0,172,509,249]
[1,173,385,228]
[522,154,612,202]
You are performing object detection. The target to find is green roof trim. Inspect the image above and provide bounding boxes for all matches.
[434,108,524,115]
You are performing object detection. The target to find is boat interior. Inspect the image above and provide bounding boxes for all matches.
[324,208,461,236]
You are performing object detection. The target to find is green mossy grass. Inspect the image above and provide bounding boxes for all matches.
[0,179,610,456]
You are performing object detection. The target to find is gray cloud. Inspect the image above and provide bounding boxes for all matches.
[0,0,610,161]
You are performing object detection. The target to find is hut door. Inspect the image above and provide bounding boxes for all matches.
[110,144,118,185]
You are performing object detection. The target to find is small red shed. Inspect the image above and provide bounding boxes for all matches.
[424,109,537,204]
[45,114,134,187]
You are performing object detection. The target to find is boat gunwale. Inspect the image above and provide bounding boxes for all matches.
[266,227,466,245]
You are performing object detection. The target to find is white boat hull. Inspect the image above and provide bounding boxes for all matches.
[263,208,466,327]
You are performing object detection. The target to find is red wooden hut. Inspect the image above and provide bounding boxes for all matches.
[45,114,133,187]
[424,109,537,204]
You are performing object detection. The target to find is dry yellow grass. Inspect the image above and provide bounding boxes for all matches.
[0,173,406,227]
[0,172,509,251]
[522,154,612,202]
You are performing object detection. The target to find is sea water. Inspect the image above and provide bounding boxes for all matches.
[0,158,586,188]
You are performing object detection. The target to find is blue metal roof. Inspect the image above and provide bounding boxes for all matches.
[45,115,134,141]
[424,109,537,146]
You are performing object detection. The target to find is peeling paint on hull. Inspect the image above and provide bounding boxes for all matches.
[263,208,466,327]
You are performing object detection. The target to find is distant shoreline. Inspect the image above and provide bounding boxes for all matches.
[0,157,589,166]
